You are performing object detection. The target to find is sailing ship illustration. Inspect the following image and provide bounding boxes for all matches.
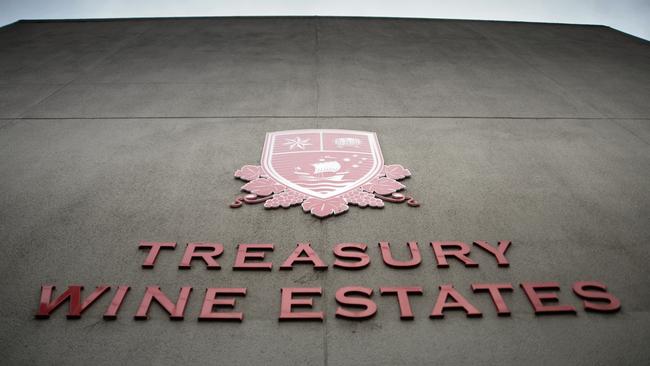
[312,161,341,174]
[294,160,350,182]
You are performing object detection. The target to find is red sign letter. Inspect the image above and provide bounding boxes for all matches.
[233,244,274,270]
[471,283,513,316]
[572,281,621,313]
[280,243,327,270]
[35,285,110,319]
[279,288,323,321]
[333,243,370,269]
[139,241,176,268]
[134,286,192,320]
[378,242,421,268]
[520,282,576,315]
[199,288,247,321]
[473,240,511,267]
[103,286,130,320]
[380,287,423,319]
[335,286,377,319]
[431,241,478,268]
[430,284,482,318]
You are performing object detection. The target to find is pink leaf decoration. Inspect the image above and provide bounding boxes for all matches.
[264,189,307,208]
[361,178,378,192]
[384,164,411,180]
[362,177,405,195]
[301,197,349,218]
[242,178,285,196]
[234,165,263,181]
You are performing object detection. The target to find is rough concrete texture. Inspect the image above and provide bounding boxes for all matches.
[0,17,649,365]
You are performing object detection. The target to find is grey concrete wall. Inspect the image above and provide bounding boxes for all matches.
[0,17,649,365]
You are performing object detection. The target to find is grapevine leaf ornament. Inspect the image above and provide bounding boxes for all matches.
[241,178,285,196]
[362,177,405,195]
[383,164,411,180]
[234,165,263,181]
[231,164,419,217]
[301,197,349,218]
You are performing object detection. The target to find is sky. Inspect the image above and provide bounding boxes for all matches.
[0,0,648,40]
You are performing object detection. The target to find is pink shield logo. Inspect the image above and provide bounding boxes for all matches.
[261,129,383,199]
[231,129,419,218]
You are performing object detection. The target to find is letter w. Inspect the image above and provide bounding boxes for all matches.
[35,285,110,319]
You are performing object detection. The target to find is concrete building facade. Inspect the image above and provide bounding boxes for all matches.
[0,17,649,365]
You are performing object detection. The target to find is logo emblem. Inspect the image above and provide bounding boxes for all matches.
[231,129,419,218]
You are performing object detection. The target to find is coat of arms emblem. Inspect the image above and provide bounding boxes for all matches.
[231,129,418,218]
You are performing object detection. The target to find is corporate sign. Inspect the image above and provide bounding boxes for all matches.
[36,241,621,321]
[230,129,419,217]
[34,130,621,321]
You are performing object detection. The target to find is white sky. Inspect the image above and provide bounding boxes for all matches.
[0,0,648,40]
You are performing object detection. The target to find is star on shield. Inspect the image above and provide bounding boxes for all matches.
[283,137,312,150]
